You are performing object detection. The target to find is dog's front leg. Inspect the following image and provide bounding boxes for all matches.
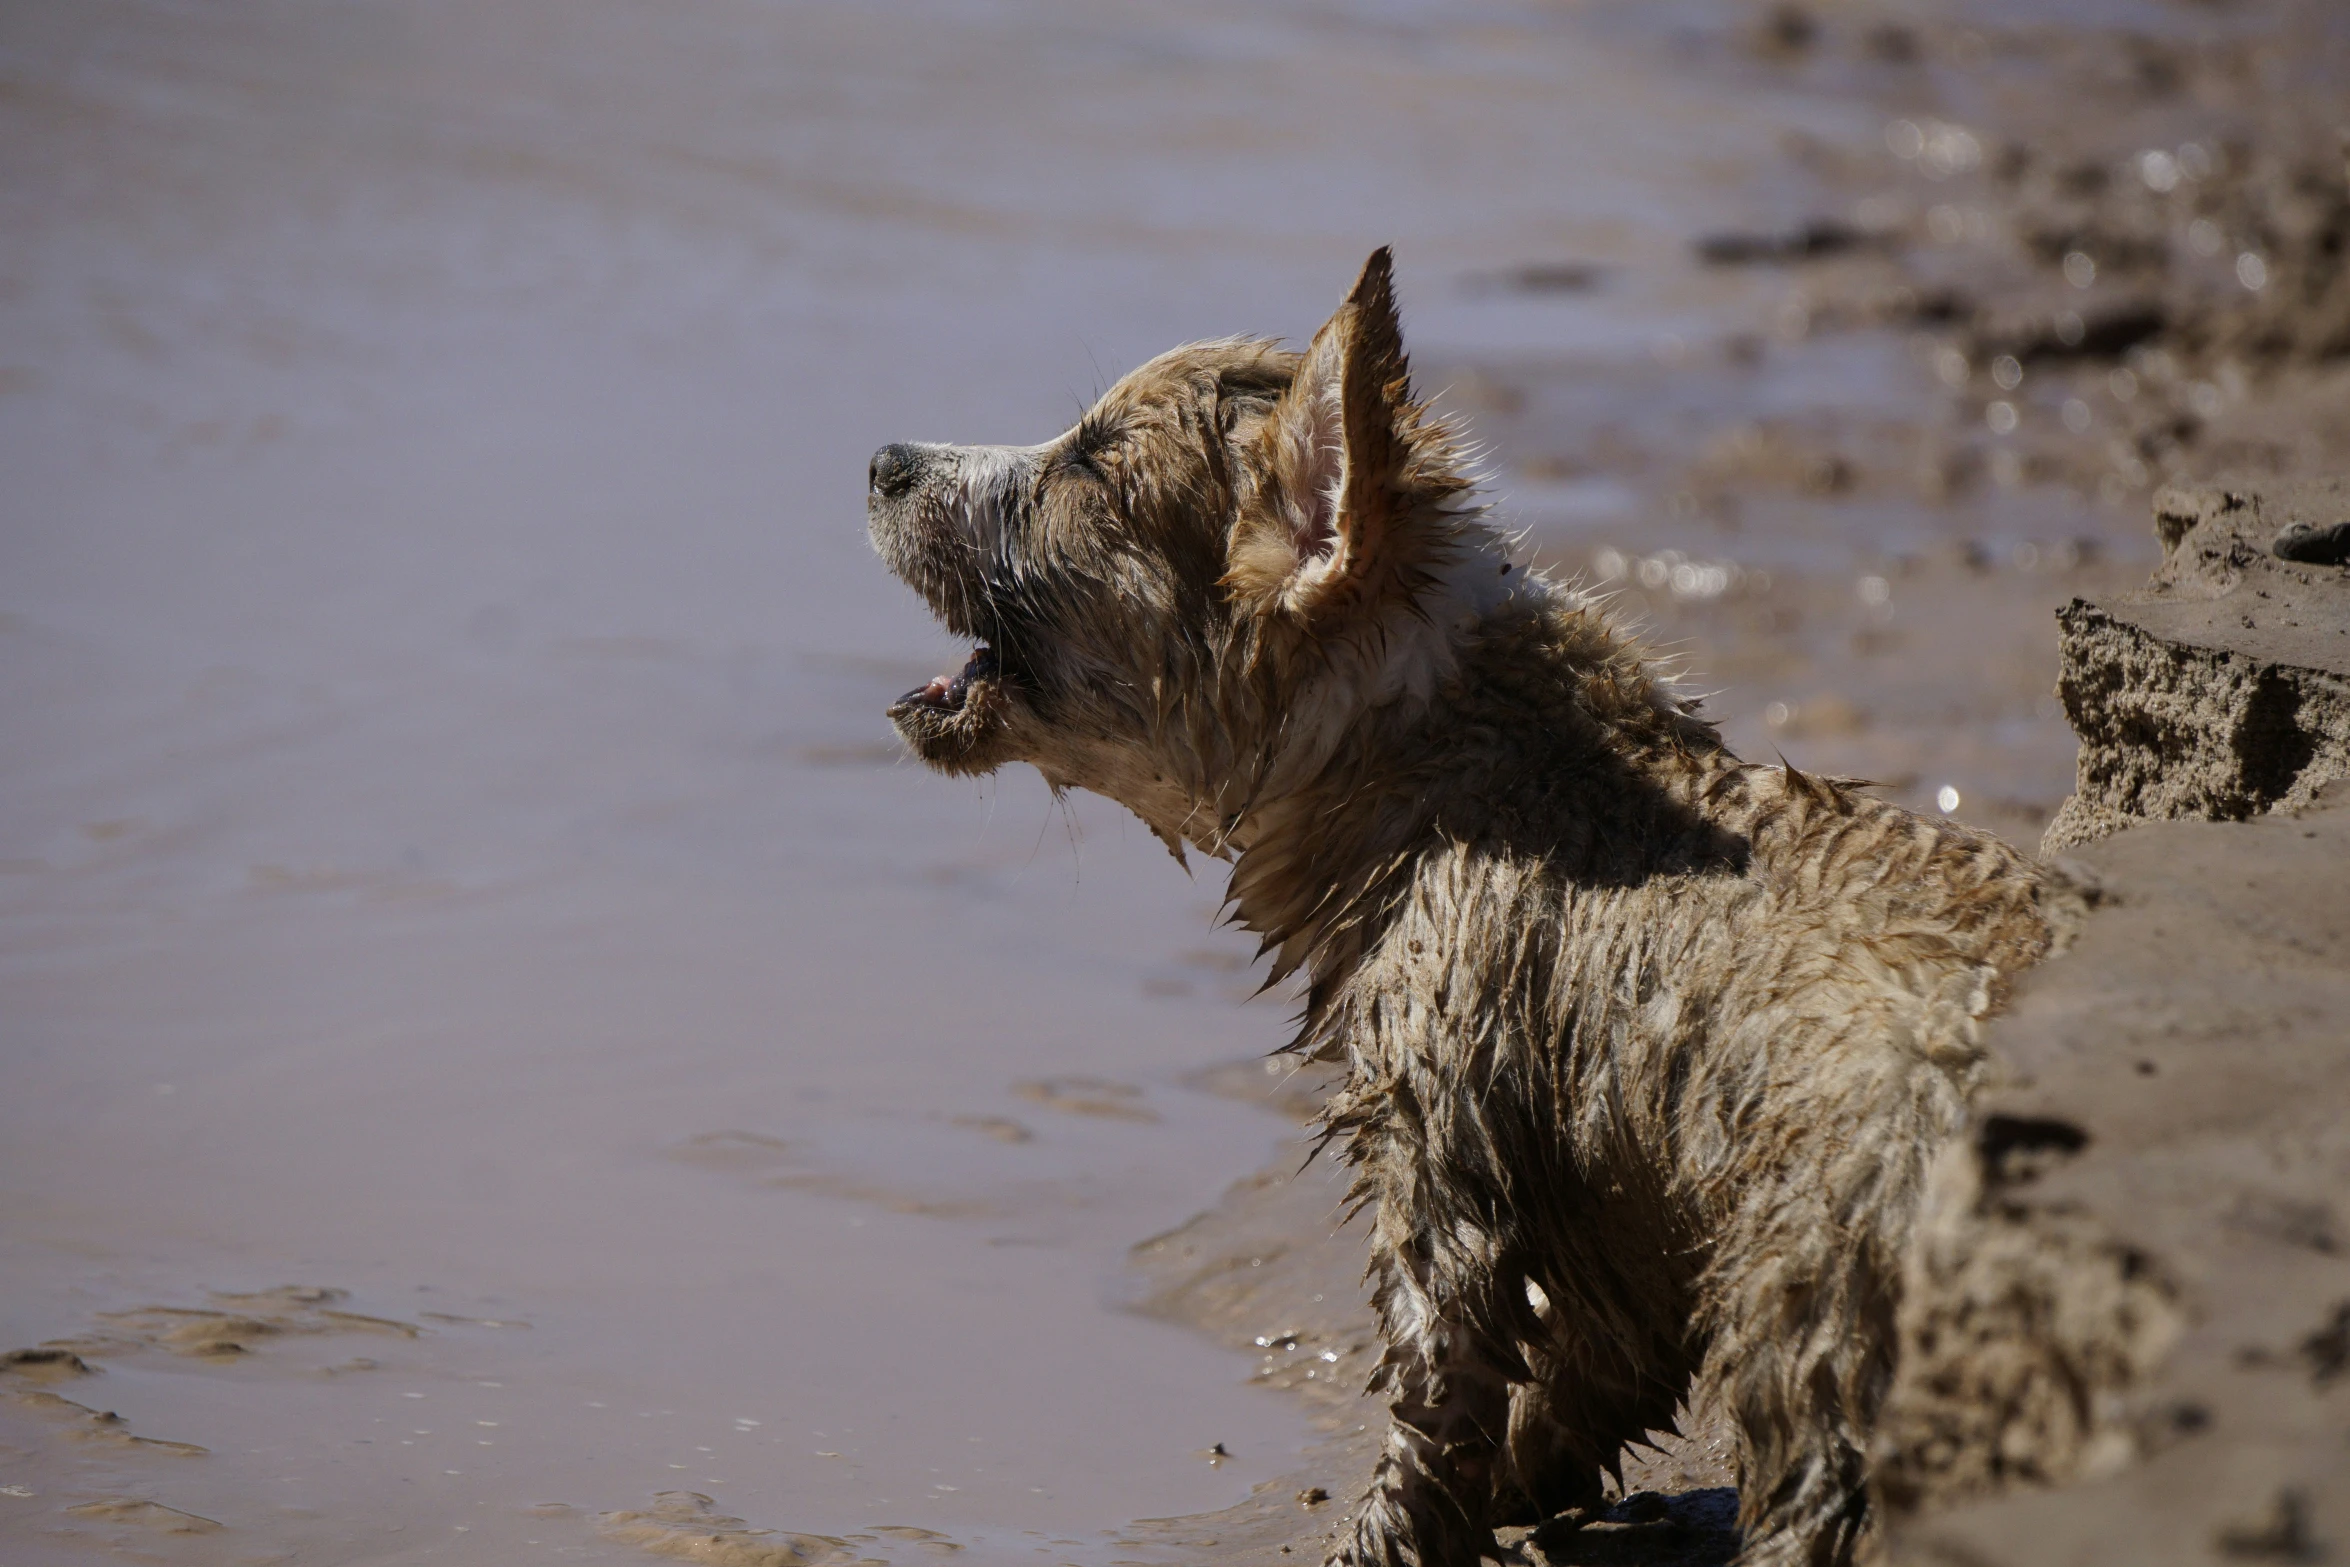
[1330,1233,1517,1567]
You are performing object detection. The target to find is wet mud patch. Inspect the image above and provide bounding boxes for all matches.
[1,1285,436,1467]
[9,1284,424,1383]
[83,1286,423,1361]
[599,1491,893,1567]
[59,1494,224,1535]
[7,1386,210,1459]
[867,1524,965,1553]
[0,1349,97,1386]
[0,1281,572,1559]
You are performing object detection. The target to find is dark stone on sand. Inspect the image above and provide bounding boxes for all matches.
[2274,519,2350,567]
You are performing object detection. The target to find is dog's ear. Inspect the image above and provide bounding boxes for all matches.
[1227,247,1421,621]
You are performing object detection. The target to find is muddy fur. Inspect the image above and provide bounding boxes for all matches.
[869,251,2064,1567]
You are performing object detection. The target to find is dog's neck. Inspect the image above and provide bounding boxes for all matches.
[1242,526,1531,807]
[1212,573,1724,1012]
[1054,526,1537,866]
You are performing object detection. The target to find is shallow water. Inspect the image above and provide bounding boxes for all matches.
[0,1,2163,1562]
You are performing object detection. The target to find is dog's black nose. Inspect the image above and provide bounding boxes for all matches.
[869,443,924,500]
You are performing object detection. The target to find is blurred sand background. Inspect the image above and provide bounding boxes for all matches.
[2,1,2343,1563]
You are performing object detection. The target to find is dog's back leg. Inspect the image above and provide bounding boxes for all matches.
[1700,1079,1945,1567]
[1706,1229,1885,1567]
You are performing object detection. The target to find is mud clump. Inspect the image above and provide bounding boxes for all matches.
[2045,477,2350,850]
[0,1347,94,1383]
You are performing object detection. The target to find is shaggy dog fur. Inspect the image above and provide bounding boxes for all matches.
[868,251,2062,1567]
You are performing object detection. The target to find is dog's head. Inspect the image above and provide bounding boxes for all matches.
[868,249,1505,854]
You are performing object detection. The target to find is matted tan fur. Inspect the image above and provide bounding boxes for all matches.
[868,251,2063,1567]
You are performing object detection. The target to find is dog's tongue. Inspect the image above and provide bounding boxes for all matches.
[910,645,992,709]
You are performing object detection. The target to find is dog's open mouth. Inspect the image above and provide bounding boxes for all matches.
[896,645,998,715]
[886,644,1015,773]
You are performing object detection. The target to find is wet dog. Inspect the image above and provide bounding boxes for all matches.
[868,251,2059,1567]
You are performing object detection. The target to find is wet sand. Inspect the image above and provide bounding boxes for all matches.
[2,1,2344,1563]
